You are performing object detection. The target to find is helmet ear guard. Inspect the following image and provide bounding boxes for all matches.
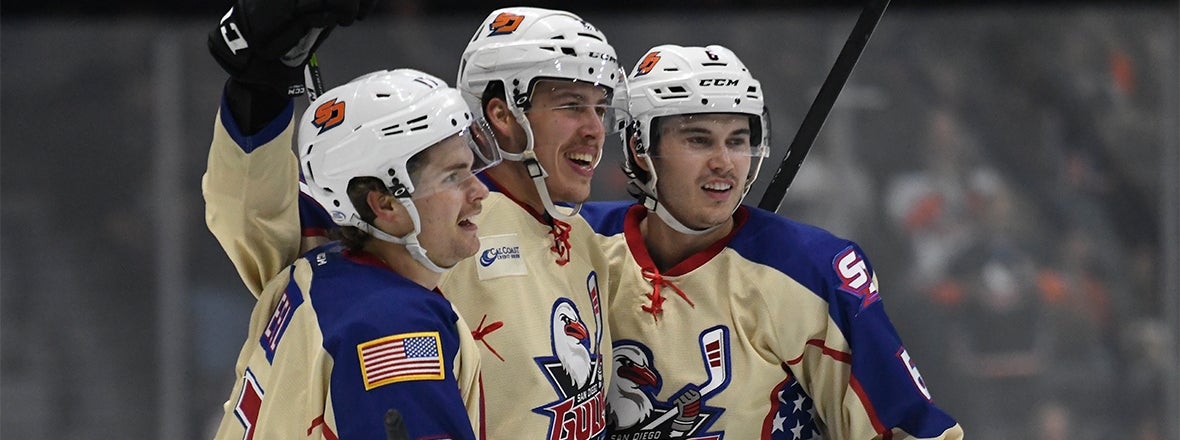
[618,44,770,234]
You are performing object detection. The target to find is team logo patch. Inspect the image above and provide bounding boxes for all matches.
[357,332,444,390]
[833,245,881,311]
[488,12,525,36]
[475,234,527,280]
[533,273,608,439]
[634,51,661,77]
[312,98,345,134]
[260,281,304,363]
[606,326,730,439]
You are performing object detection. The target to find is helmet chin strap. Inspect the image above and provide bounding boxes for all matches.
[633,155,725,236]
[509,107,583,221]
[354,198,448,274]
[633,182,721,236]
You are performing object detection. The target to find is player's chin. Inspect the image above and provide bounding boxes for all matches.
[458,235,482,259]
[550,179,593,205]
[697,205,737,228]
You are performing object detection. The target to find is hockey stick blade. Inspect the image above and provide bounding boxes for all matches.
[757,0,891,213]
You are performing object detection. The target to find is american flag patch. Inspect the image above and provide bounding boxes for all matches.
[357,332,444,390]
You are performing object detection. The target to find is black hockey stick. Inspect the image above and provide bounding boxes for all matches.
[757,0,891,213]
[304,53,325,101]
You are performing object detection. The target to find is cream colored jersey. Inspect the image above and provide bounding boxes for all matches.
[203,103,484,438]
[204,102,302,298]
[212,245,484,440]
[582,202,963,440]
[437,175,613,440]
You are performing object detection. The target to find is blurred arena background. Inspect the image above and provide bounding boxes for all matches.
[2,1,1177,439]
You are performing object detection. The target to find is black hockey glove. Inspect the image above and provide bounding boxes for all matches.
[208,0,377,95]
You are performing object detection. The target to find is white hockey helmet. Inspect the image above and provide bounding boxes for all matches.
[620,44,770,234]
[457,7,627,219]
[298,69,501,271]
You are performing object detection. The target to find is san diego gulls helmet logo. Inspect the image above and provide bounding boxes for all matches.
[634,51,661,77]
[488,12,525,36]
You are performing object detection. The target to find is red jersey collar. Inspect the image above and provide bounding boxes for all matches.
[623,204,750,277]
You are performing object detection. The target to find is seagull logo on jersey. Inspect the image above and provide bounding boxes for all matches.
[634,52,661,77]
[488,12,525,36]
[312,98,345,134]
[765,375,824,439]
[833,245,881,311]
[605,327,730,440]
[533,273,607,439]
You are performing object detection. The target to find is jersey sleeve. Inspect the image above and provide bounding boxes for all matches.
[784,242,963,439]
[322,291,479,440]
[202,94,302,297]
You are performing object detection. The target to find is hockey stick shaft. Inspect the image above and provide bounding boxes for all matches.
[757,0,891,213]
[304,53,325,102]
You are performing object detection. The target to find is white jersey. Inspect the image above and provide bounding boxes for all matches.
[582,202,963,439]
[437,175,613,439]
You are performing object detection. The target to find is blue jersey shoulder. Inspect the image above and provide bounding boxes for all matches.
[298,187,337,235]
[293,245,476,439]
[730,206,881,315]
[580,200,633,236]
[300,245,457,345]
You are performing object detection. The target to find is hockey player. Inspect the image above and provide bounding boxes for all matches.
[204,3,626,437]
[434,7,627,438]
[203,0,494,436]
[207,69,497,439]
[582,45,965,439]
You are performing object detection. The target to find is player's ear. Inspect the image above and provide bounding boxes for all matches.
[368,191,412,234]
[485,98,525,153]
[484,98,513,134]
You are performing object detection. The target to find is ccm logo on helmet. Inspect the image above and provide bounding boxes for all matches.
[488,12,524,36]
[312,99,345,135]
[634,51,661,77]
[699,78,740,87]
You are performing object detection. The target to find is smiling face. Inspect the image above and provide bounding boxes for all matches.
[647,114,754,230]
[523,79,612,204]
[408,134,491,268]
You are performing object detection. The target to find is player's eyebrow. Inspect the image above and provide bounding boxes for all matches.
[673,126,751,136]
[440,160,472,174]
[674,126,715,135]
[549,88,609,105]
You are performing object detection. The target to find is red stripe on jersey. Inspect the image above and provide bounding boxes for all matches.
[761,374,794,439]
[307,415,338,440]
[478,373,487,440]
[787,339,852,365]
[850,375,891,439]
